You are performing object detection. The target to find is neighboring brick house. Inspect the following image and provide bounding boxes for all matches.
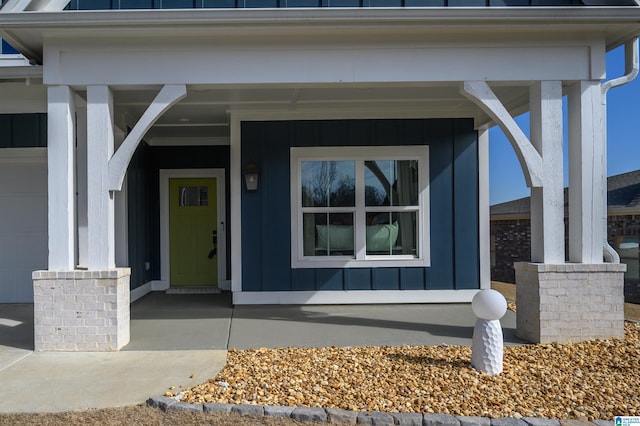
[491,169,640,303]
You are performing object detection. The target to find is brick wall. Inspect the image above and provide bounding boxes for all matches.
[32,269,130,351]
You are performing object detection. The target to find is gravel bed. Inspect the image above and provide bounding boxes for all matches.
[176,322,640,421]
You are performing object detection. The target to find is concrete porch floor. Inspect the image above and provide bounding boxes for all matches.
[0,292,522,413]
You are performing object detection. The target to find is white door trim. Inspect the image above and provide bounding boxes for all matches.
[159,168,226,290]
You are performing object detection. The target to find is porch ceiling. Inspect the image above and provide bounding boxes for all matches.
[101,83,530,141]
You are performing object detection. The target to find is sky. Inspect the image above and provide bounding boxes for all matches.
[489,45,640,206]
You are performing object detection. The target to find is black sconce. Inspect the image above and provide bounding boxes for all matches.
[243,162,260,191]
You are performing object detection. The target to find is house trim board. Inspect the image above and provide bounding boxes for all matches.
[233,289,480,305]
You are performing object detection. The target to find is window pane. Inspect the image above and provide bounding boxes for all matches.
[364,160,418,206]
[179,186,208,206]
[619,236,639,282]
[366,212,416,256]
[301,161,355,207]
[304,213,354,256]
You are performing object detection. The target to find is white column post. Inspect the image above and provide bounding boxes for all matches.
[478,126,491,289]
[47,86,76,270]
[567,81,605,263]
[529,81,565,264]
[87,86,115,270]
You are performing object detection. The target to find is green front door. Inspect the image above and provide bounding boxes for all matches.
[169,178,218,287]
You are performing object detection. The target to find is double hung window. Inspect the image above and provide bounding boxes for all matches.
[291,146,429,268]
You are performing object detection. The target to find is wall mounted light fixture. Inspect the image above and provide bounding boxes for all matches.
[243,162,260,191]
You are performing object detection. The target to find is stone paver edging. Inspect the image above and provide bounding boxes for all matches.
[146,396,613,426]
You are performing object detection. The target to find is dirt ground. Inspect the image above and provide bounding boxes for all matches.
[1,282,637,425]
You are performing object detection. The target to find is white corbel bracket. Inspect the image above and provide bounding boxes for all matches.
[107,84,187,191]
[461,81,543,188]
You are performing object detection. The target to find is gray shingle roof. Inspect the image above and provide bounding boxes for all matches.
[490,169,640,217]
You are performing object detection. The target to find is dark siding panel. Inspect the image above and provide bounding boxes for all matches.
[400,268,426,290]
[0,114,47,148]
[0,116,10,147]
[127,143,154,289]
[262,122,293,291]
[372,268,400,290]
[454,122,480,289]
[316,269,344,290]
[242,123,266,291]
[345,269,372,290]
[425,120,455,289]
[242,119,479,293]
[292,269,315,290]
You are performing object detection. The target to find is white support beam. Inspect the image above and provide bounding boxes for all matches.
[529,81,565,264]
[47,86,76,270]
[0,0,70,12]
[87,86,115,270]
[461,81,543,188]
[107,85,186,191]
[568,81,605,263]
[478,126,491,289]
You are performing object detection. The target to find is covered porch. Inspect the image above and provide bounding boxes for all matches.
[1,7,637,349]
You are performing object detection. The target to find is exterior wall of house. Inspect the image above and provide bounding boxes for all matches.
[126,144,231,290]
[241,118,479,293]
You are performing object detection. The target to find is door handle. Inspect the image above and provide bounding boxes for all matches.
[208,230,218,259]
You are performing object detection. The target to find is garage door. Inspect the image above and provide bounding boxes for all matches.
[0,151,47,303]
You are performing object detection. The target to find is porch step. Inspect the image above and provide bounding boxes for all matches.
[165,287,221,295]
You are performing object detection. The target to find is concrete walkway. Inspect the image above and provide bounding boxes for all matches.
[0,292,521,413]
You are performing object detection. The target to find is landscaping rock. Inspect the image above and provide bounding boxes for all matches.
[291,407,328,423]
[203,402,234,413]
[146,396,176,411]
[357,410,395,425]
[264,405,295,418]
[458,416,491,426]
[423,414,461,426]
[391,412,423,426]
[167,402,203,413]
[230,403,264,417]
[326,407,359,424]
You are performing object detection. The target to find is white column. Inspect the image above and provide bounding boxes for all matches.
[76,103,88,268]
[529,81,565,264]
[567,81,605,263]
[87,86,115,270]
[478,126,491,289]
[47,86,76,270]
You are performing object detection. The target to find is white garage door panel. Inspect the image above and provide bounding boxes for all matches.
[0,157,48,303]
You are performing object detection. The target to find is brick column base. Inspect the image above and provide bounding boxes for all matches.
[32,268,131,351]
[514,262,626,344]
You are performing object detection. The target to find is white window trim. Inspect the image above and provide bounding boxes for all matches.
[290,145,430,269]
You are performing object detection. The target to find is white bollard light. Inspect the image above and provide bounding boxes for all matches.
[471,289,508,376]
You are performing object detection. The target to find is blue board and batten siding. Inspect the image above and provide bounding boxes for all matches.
[241,119,479,292]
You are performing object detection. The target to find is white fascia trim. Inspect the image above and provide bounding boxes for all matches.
[233,289,480,305]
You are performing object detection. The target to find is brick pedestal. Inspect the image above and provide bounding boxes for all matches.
[32,268,130,351]
[514,262,626,343]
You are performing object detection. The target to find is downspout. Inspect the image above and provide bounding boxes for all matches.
[600,37,639,263]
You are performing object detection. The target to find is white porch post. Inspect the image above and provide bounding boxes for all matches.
[87,86,116,269]
[567,80,605,263]
[516,79,625,343]
[46,86,76,270]
[529,81,564,264]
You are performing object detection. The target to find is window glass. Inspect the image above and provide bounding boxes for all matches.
[619,236,639,282]
[304,213,355,256]
[160,0,196,7]
[1,40,19,55]
[292,146,429,268]
[364,160,418,206]
[203,0,236,6]
[301,161,355,208]
[178,186,208,206]
[119,0,155,8]
[365,212,416,255]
